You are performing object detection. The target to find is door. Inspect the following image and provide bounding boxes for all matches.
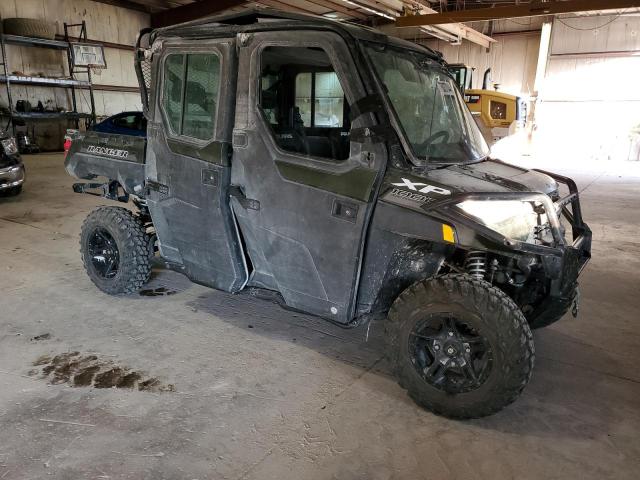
[145,38,247,292]
[231,31,385,324]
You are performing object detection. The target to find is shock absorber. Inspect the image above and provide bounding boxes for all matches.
[465,251,487,281]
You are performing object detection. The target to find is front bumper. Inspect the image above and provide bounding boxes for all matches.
[534,169,591,298]
[0,163,25,190]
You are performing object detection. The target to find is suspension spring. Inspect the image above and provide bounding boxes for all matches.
[465,251,487,281]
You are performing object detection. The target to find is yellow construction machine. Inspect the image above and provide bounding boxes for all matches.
[449,64,527,146]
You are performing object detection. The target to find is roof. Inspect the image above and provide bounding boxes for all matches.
[151,7,440,59]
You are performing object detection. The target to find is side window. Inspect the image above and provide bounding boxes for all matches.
[314,72,344,127]
[183,54,220,139]
[293,72,344,128]
[294,73,312,126]
[162,52,220,141]
[163,55,184,134]
[259,46,350,161]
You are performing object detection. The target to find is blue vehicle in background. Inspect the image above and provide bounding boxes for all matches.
[90,111,146,137]
[64,111,147,158]
[64,111,146,158]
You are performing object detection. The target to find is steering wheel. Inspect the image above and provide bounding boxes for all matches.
[422,130,450,147]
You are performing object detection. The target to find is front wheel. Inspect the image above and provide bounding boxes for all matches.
[387,274,534,419]
[80,206,152,295]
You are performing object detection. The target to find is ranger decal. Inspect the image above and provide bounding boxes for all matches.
[86,145,129,159]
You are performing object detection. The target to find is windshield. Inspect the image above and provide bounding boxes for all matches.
[366,45,489,165]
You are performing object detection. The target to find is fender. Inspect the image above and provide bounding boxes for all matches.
[356,201,452,315]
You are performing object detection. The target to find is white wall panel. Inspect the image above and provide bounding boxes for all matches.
[550,14,640,55]
[0,0,149,149]
[424,32,540,97]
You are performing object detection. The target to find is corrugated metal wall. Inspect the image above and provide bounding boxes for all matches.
[424,31,541,97]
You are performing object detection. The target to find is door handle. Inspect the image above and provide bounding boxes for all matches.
[332,199,358,222]
[229,185,260,211]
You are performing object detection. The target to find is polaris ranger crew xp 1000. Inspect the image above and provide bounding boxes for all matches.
[65,10,591,419]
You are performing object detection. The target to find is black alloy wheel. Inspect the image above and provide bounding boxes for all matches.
[387,274,535,419]
[87,227,120,279]
[409,313,493,394]
[80,206,152,295]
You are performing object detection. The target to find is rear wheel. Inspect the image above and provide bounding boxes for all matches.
[80,206,152,295]
[387,274,534,419]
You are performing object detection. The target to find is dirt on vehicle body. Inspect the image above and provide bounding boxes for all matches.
[65,9,591,419]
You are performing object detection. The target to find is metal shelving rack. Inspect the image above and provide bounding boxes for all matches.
[0,21,97,134]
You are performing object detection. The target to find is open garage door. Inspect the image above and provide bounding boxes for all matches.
[535,14,640,163]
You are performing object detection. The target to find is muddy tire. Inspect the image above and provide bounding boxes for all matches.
[0,185,22,197]
[387,274,535,419]
[2,18,56,40]
[80,206,152,295]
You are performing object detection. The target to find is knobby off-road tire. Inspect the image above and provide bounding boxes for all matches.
[2,18,56,40]
[0,185,22,197]
[387,274,535,419]
[80,206,152,295]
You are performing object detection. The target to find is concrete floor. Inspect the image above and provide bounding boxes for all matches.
[1,153,639,480]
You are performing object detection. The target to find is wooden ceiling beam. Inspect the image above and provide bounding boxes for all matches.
[396,0,640,27]
[256,0,319,15]
[388,2,495,47]
[303,0,369,20]
[151,0,249,27]
[90,0,152,13]
[414,4,495,47]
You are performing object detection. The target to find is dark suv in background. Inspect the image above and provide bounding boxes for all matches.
[0,132,24,197]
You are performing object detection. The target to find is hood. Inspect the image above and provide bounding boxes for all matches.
[386,159,558,195]
[427,159,558,195]
[381,159,559,211]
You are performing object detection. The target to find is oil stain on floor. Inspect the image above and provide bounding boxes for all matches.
[139,287,177,297]
[32,352,175,392]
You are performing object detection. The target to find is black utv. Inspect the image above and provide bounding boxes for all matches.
[65,9,591,419]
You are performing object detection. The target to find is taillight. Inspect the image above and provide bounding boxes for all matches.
[63,138,72,159]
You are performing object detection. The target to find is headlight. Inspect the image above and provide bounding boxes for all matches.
[1,137,18,156]
[457,200,538,242]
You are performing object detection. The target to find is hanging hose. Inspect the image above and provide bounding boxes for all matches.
[465,251,487,281]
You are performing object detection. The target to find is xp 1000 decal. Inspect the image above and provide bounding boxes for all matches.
[383,177,452,208]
